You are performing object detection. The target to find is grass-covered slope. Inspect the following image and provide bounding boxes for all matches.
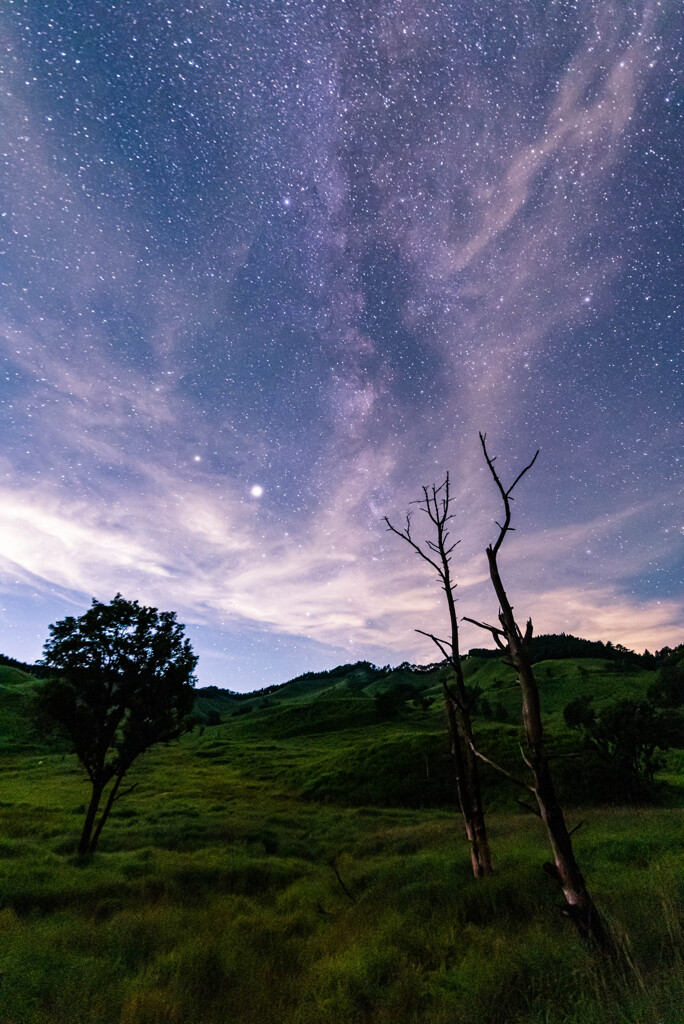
[0,653,674,810]
[0,645,681,1023]
[183,654,673,812]
[0,664,44,754]
[464,654,654,723]
[0,729,681,1024]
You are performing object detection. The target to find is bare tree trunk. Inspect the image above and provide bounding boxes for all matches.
[473,434,612,952]
[490,558,612,950]
[460,724,492,876]
[386,474,493,877]
[442,538,493,877]
[444,691,492,876]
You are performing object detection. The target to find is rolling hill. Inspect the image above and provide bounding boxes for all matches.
[3,636,679,811]
[0,637,682,1024]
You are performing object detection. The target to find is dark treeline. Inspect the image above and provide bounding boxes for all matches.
[198,660,447,703]
[0,653,56,678]
[199,661,393,702]
[190,638,683,703]
[468,634,678,667]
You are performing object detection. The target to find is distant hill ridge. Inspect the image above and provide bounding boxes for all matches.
[2,638,681,809]
[2,632,679,698]
[468,632,666,666]
[195,633,673,699]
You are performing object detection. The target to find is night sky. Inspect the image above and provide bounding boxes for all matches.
[1,0,681,689]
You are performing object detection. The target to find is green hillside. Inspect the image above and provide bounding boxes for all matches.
[464,655,654,721]
[3,649,676,812]
[0,664,45,754]
[0,644,682,1023]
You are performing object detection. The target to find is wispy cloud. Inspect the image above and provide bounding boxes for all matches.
[1,455,680,662]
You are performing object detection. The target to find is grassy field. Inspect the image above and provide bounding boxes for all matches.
[0,656,682,1023]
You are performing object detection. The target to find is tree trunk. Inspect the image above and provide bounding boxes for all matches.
[443,686,492,877]
[89,772,124,853]
[487,549,612,953]
[444,692,491,876]
[459,717,492,877]
[78,782,103,856]
[384,474,493,878]
[443,584,493,877]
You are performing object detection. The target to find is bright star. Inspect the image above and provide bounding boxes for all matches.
[250,485,264,498]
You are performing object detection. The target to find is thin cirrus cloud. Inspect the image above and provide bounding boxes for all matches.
[429,7,654,280]
[384,1,662,425]
[0,459,680,668]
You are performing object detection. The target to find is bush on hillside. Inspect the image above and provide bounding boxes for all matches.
[561,695,684,803]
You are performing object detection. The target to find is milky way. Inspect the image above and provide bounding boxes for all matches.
[0,0,681,688]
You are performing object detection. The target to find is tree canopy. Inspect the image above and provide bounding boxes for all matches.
[38,594,197,854]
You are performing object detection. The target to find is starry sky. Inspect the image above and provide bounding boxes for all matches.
[0,0,681,689]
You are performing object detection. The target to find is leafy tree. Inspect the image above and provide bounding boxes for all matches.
[563,694,596,732]
[374,683,418,720]
[38,595,197,855]
[564,695,683,802]
[647,650,684,708]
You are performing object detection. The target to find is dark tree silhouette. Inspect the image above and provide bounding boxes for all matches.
[464,434,613,953]
[564,695,683,802]
[38,594,197,855]
[385,475,493,877]
[648,649,684,708]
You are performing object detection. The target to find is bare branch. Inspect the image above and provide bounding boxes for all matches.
[468,740,535,793]
[384,515,443,576]
[506,449,540,499]
[568,820,585,838]
[479,432,539,557]
[518,743,534,771]
[516,799,542,817]
[462,615,508,651]
[462,615,505,638]
[114,783,138,802]
[414,632,465,710]
[415,629,452,664]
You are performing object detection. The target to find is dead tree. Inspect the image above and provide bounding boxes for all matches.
[385,475,493,878]
[464,434,612,952]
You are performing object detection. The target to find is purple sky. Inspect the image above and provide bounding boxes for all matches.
[0,0,681,689]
